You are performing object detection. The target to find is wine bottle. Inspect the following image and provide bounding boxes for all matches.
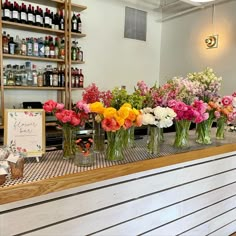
[71,12,77,32]
[59,10,64,30]
[20,3,27,24]
[44,36,50,58]
[2,31,9,54]
[35,6,41,26]
[12,2,19,23]
[77,14,82,33]
[2,0,11,21]
[27,4,34,25]
[79,69,84,88]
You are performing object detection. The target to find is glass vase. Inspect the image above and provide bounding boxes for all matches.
[196,119,214,144]
[173,120,191,149]
[106,129,125,161]
[147,125,162,155]
[92,118,105,153]
[74,151,94,167]
[216,117,226,140]
[124,126,136,148]
[62,126,76,160]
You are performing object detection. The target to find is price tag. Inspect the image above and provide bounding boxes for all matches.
[7,153,20,164]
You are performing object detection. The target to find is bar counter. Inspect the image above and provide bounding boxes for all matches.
[1,130,236,235]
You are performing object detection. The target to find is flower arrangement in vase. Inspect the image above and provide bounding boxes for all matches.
[141,106,176,154]
[43,100,89,159]
[89,102,143,161]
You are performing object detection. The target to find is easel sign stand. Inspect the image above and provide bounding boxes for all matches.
[4,109,46,163]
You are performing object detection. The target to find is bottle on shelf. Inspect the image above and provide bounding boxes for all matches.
[9,2,13,22]
[20,3,27,24]
[8,37,15,55]
[49,36,55,58]
[32,6,36,25]
[27,4,34,25]
[12,2,19,23]
[5,64,12,85]
[3,66,7,85]
[79,69,84,88]
[38,37,44,57]
[44,8,50,28]
[77,14,82,33]
[77,47,83,61]
[52,67,59,87]
[2,31,9,54]
[35,6,41,26]
[44,65,53,86]
[54,37,59,58]
[71,67,75,88]
[71,41,77,61]
[44,36,50,58]
[33,38,39,57]
[2,0,11,21]
[20,65,27,86]
[59,38,65,60]
[7,64,16,86]
[71,12,78,32]
[26,38,33,56]
[53,12,59,30]
[25,61,33,86]
[15,65,22,86]
[32,64,37,86]
[37,68,44,87]
[59,10,64,30]
[21,38,27,56]
[15,35,22,55]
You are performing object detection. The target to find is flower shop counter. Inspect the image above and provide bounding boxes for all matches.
[1,130,236,235]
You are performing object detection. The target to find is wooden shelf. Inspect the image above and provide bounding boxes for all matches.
[71,87,84,90]
[71,60,85,64]
[23,0,65,8]
[3,54,64,63]
[2,21,65,35]
[71,3,87,12]
[71,32,86,38]
[4,86,65,90]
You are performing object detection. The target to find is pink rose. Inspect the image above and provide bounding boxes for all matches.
[43,100,58,113]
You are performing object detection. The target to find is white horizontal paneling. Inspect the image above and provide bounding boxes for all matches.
[1,158,236,236]
[21,176,236,236]
[209,221,236,236]
[180,209,236,236]
[143,197,236,236]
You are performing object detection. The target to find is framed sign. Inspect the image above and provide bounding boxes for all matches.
[4,109,45,160]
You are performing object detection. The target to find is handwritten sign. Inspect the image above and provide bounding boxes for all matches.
[4,109,45,159]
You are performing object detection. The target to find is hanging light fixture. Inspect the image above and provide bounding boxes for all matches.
[205,4,218,49]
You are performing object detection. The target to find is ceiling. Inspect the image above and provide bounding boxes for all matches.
[123,0,230,21]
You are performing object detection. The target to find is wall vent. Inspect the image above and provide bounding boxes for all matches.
[124,7,147,41]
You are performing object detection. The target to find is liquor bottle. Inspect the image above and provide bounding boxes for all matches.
[21,38,27,55]
[12,2,19,23]
[38,37,44,57]
[37,68,44,87]
[15,65,22,86]
[9,2,13,22]
[44,36,50,58]
[59,38,65,59]
[77,14,82,33]
[5,64,12,85]
[52,68,59,87]
[20,65,27,86]
[20,3,27,24]
[50,10,53,29]
[75,68,80,87]
[7,65,16,85]
[3,67,7,85]
[40,8,44,27]
[25,61,33,86]
[2,0,11,21]
[71,67,75,88]
[77,47,83,61]
[32,64,37,86]
[59,10,64,30]
[2,31,9,54]
[8,37,15,55]
[71,41,77,61]
[44,65,53,86]
[33,38,39,57]
[49,36,55,58]
[78,69,84,88]
[59,65,65,87]
[27,4,34,25]
[14,35,21,55]
[71,12,77,32]
[26,38,33,56]
[54,37,59,58]
[35,6,40,26]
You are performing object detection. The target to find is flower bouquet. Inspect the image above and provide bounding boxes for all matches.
[89,102,142,161]
[82,83,112,153]
[168,99,209,148]
[142,106,176,154]
[43,100,89,159]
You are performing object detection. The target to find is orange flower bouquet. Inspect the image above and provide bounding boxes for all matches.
[89,102,142,161]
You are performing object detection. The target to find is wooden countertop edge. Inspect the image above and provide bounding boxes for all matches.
[1,143,236,205]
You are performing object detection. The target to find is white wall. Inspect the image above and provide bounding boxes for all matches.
[3,0,162,109]
[159,0,236,96]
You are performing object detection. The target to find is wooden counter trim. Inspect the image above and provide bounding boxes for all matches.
[1,143,236,205]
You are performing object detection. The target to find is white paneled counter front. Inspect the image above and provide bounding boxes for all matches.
[1,132,236,235]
